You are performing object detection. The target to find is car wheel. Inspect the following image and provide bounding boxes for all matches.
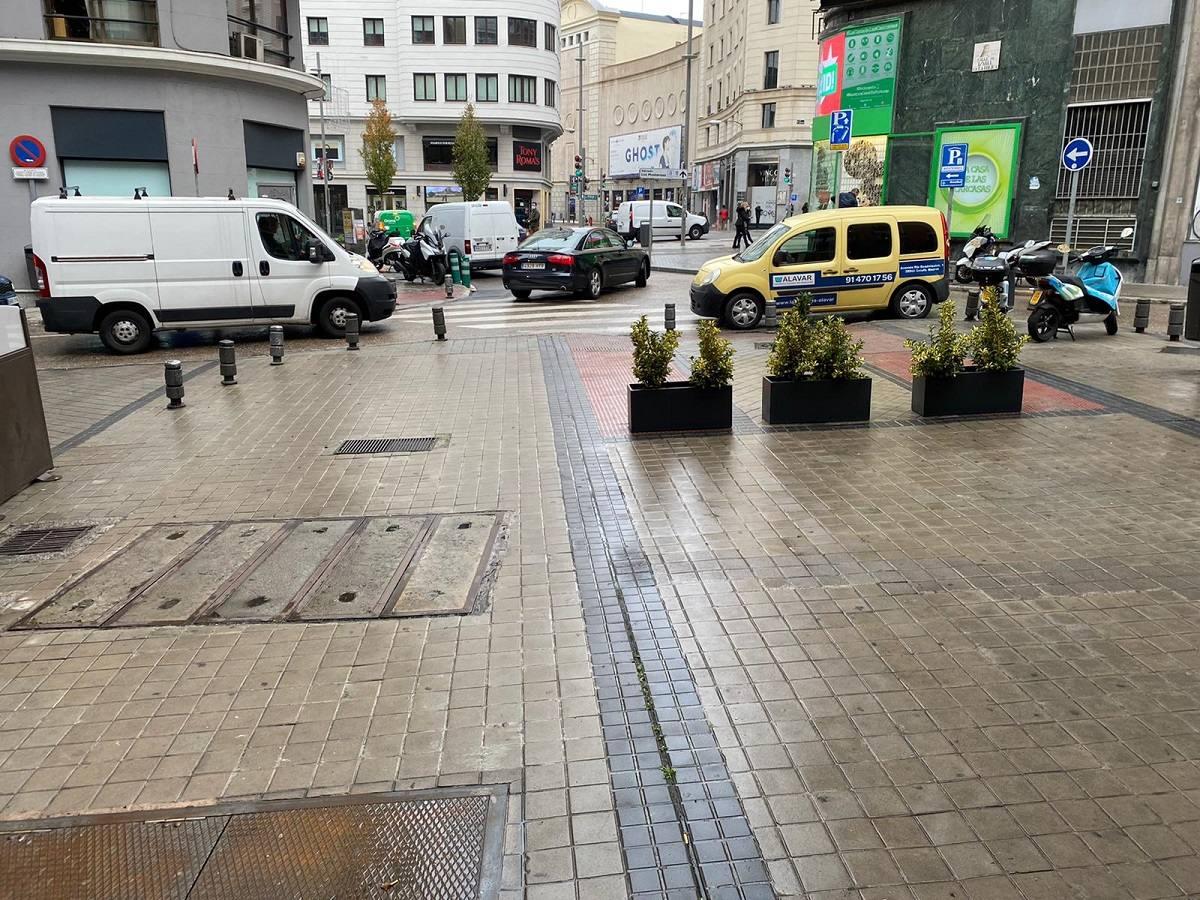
[689,225,704,240]
[512,289,533,301]
[635,261,649,287]
[724,292,762,330]
[1105,312,1119,335]
[890,284,933,319]
[1027,306,1059,342]
[99,308,153,354]
[587,268,603,299]
[317,295,360,338]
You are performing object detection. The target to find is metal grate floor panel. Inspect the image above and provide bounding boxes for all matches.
[0,787,506,900]
[334,437,438,455]
[0,525,93,557]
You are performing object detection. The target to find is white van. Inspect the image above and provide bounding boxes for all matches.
[614,200,709,242]
[419,201,521,270]
[31,196,395,354]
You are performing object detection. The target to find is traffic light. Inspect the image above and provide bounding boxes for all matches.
[574,155,584,178]
[783,167,792,185]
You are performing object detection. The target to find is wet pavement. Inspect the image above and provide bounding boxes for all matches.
[1,273,1200,898]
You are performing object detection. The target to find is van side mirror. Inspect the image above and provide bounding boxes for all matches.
[306,240,331,264]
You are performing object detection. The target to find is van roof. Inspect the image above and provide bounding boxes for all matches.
[31,196,302,212]
[783,204,943,226]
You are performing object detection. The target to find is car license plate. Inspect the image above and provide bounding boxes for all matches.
[523,262,545,270]
[1029,290,1041,305]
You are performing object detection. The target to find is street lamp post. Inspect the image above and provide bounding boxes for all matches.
[679,0,695,246]
[576,45,585,224]
[316,51,332,235]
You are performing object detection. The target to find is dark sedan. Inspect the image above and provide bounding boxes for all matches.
[502,227,649,300]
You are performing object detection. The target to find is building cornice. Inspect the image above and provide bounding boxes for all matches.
[0,38,326,96]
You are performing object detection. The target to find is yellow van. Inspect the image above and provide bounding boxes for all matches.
[690,205,950,329]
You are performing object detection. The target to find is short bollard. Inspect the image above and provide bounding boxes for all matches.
[269,325,284,365]
[164,360,185,409]
[432,306,447,341]
[1168,303,1185,341]
[444,273,453,299]
[218,340,237,385]
[765,298,778,329]
[1134,298,1151,334]
[345,312,360,350]
[965,289,981,321]
[665,303,676,332]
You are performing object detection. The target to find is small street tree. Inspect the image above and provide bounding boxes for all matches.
[360,100,397,208]
[452,104,491,201]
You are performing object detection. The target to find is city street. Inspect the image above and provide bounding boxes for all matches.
[3,270,1200,898]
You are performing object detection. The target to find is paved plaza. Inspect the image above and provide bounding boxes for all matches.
[2,272,1200,898]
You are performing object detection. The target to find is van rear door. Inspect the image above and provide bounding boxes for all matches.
[150,207,254,324]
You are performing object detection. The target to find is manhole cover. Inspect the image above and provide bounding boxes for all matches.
[0,787,507,900]
[335,437,438,455]
[0,526,92,557]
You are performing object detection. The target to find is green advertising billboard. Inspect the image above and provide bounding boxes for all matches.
[813,17,902,142]
[927,123,1023,239]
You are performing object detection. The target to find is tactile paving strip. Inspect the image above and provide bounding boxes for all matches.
[0,788,506,900]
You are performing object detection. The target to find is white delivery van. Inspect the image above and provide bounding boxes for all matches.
[31,196,396,354]
[420,201,521,270]
[614,200,709,242]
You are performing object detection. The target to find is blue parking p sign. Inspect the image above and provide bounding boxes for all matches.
[938,143,968,189]
[830,110,853,151]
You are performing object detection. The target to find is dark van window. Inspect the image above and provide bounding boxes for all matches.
[898,220,938,255]
[256,213,318,261]
[772,227,835,266]
[847,222,893,260]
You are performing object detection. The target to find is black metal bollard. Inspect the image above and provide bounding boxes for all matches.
[432,306,447,341]
[1134,298,1151,334]
[164,360,185,409]
[1168,303,1185,341]
[444,273,453,299]
[218,340,237,385]
[665,303,676,332]
[269,325,284,364]
[345,312,360,350]
[765,298,778,329]
[965,289,981,321]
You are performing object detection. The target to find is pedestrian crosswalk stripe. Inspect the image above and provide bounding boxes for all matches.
[392,306,698,325]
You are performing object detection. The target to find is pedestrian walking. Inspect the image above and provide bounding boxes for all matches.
[755,204,762,226]
[732,202,753,250]
[719,206,729,231]
[527,202,541,234]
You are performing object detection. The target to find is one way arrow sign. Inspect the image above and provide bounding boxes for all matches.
[1062,137,1094,172]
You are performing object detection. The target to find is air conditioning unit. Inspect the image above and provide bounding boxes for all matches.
[237,33,265,62]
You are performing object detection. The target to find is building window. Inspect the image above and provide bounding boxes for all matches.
[445,73,468,101]
[319,73,331,100]
[708,46,712,66]
[413,73,436,102]
[307,17,328,45]
[45,0,160,45]
[764,51,779,89]
[544,79,557,108]
[761,102,776,128]
[226,0,290,64]
[475,16,497,44]
[545,22,556,50]
[767,0,780,24]
[363,18,384,46]
[424,137,498,170]
[508,17,536,47]
[311,135,344,164]
[509,74,536,103]
[476,73,499,102]
[706,85,712,115]
[366,75,386,102]
[444,16,466,44]
[412,15,434,44]
[1070,27,1165,104]
[1057,101,1151,199]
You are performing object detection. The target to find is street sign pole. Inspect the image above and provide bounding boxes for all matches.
[945,187,955,241]
[648,192,654,266]
[1059,137,1092,269]
[1063,168,1079,270]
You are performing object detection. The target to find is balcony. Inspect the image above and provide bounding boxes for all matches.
[227,15,292,67]
[44,0,159,47]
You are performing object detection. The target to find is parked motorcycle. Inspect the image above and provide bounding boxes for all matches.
[1026,227,1134,342]
[994,239,1055,309]
[365,228,406,272]
[396,220,448,284]
[954,224,999,283]
[0,275,17,306]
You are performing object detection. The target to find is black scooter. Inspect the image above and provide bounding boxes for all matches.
[395,221,448,284]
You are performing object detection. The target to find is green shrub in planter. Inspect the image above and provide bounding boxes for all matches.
[628,317,732,433]
[968,287,1028,371]
[690,319,735,388]
[906,299,969,379]
[762,292,871,424]
[630,315,679,387]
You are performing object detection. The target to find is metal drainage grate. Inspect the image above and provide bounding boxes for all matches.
[335,437,438,455]
[0,526,93,557]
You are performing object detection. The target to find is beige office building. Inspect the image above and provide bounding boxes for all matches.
[692,0,822,226]
[552,0,700,223]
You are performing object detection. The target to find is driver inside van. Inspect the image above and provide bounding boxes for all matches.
[256,214,293,258]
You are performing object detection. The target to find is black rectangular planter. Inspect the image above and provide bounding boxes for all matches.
[628,382,733,433]
[761,376,872,425]
[912,367,1025,417]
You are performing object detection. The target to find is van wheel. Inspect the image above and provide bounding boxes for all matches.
[99,308,153,354]
[635,261,649,287]
[890,284,933,319]
[724,292,763,330]
[689,225,704,240]
[317,296,360,338]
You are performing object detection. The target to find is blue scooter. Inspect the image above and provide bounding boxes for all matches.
[1026,227,1133,342]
